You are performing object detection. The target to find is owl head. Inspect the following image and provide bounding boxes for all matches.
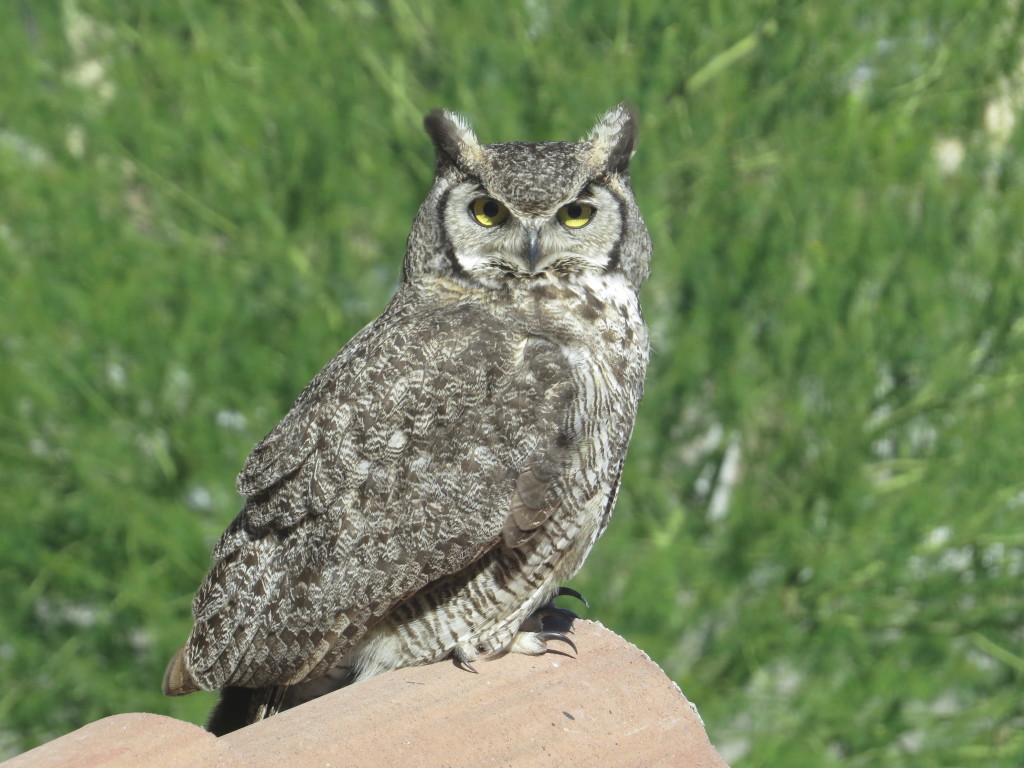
[403,105,651,291]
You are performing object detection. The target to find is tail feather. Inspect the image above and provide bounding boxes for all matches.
[206,685,289,736]
[162,645,200,696]
[164,648,358,735]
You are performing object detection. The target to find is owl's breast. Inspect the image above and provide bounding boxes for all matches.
[519,272,648,383]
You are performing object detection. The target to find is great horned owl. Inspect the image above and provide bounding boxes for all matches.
[163,105,652,734]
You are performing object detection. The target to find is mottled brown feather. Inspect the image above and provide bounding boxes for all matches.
[183,286,593,689]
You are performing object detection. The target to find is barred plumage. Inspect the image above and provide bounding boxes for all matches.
[163,105,652,734]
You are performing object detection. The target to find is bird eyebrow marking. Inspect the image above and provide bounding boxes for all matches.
[574,183,596,201]
[458,175,487,194]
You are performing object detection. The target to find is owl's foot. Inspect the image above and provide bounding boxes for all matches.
[510,588,583,657]
[518,586,585,635]
[455,586,585,666]
[508,629,578,656]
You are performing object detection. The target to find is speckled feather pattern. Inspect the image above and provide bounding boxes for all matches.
[165,104,652,731]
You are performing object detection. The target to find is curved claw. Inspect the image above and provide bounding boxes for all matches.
[451,644,479,673]
[533,606,579,623]
[557,586,589,608]
[537,631,578,655]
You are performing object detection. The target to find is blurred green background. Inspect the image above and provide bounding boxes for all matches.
[2,1,1023,764]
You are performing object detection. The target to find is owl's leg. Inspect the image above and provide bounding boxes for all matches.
[453,587,587,664]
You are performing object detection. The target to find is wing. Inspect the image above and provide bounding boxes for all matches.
[175,283,616,691]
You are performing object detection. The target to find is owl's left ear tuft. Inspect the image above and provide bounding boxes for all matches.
[424,109,481,172]
[586,103,638,175]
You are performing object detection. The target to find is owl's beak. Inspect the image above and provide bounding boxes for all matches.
[524,228,542,271]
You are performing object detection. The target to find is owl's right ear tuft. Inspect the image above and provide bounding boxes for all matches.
[587,103,638,175]
[424,109,481,172]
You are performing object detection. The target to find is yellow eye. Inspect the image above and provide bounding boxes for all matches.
[470,197,509,227]
[557,202,595,228]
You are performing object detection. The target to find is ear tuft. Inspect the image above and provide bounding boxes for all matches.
[586,103,638,175]
[424,109,480,171]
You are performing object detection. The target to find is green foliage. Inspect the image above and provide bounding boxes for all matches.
[2,1,1023,764]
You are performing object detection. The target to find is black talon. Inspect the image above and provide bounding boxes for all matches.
[557,586,589,608]
[534,606,579,622]
[451,647,479,673]
[537,631,578,655]
[531,605,578,634]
